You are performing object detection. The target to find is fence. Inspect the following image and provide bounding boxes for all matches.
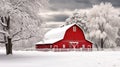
[35,48,92,52]
[23,47,120,51]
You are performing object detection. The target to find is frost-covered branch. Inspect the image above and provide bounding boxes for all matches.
[12,29,22,38]
[0,17,7,26]
[0,41,5,43]
[0,21,7,26]
[12,35,35,42]
[0,30,6,34]
[0,30,10,37]
[0,30,10,36]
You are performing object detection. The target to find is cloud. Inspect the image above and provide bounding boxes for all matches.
[40,0,120,23]
[49,0,120,11]
[99,0,120,7]
[49,0,92,10]
[47,14,69,22]
[39,10,73,22]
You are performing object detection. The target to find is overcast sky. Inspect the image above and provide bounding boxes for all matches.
[40,0,120,23]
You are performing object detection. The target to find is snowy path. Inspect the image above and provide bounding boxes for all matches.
[0,50,120,67]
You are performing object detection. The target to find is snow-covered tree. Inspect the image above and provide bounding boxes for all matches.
[116,28,120,46]
[87,3,120,49]
[65,9,89,32]
[65,3,120,50]
[0,0,48,55]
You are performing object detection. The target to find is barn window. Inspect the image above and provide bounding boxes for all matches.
[69,42,79,45]
[50,45,52,48]
[73,26,76,32]
[63,44,65,48]
[54,45,58,48]
[69,42,79,48]
[82,45,85,48]
[88,45,91,48]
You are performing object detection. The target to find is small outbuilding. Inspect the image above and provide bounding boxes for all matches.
[36,24,92,51]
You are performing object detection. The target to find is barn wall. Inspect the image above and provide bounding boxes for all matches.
[64,25,85,40]
[36,24,92,50]
[52,25,92,49]
[53,40,92,49]
[36,44,52,48]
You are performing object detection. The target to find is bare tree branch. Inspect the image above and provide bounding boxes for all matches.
[0,41,5,43]
[0,17,7,26]
[0,21,7,26]
[12,35,34,42]
[12,30,22,38]
[0,30,6,34]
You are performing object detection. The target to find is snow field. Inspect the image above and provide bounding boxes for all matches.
[0,49,120,67]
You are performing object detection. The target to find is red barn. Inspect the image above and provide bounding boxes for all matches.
[36,24,92,51]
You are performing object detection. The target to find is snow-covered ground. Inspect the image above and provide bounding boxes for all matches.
[0,49,120,67]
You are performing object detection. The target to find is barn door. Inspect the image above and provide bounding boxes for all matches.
[62,44,65,48]
[87,45,92,51]
[82,45,85,51]
[69,42,79,50]
[54,45,58,48]
[53,45,58,51]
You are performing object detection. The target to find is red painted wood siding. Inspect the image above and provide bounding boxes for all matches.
[63,25,85,40]
[52,25,92,48]
[36,24,92,49]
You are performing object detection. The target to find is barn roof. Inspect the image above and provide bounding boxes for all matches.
[36,23,76,44]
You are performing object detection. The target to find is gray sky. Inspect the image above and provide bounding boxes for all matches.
[40,0,120,23]
[49,0,120,11]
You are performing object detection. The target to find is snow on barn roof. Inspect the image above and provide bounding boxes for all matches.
[36,23,76,44]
